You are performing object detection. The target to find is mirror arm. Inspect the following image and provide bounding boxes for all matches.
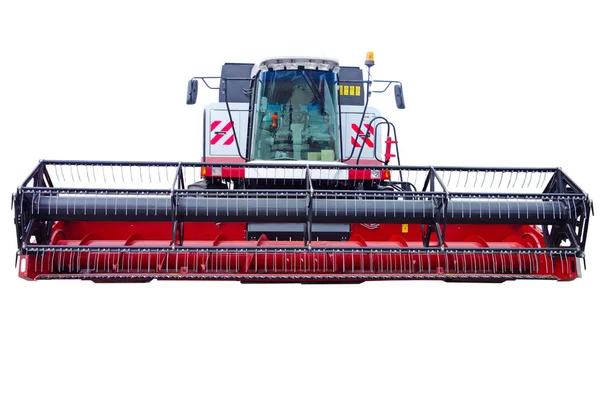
[189,76,222,90]
[371,80,401,93]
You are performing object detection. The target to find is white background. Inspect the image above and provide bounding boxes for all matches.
[1,1,599,399]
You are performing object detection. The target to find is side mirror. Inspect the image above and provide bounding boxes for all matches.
[186,79,198,104]
[394,83,405,109]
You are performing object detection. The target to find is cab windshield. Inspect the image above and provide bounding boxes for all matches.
[250,69,339,161]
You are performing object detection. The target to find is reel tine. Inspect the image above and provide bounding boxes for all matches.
[60,165,67,183]
[518,251,523,274]
[97,250,104,274]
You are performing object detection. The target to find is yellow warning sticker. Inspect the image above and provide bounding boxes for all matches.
[402,224,409,233]
[340,85,362,96]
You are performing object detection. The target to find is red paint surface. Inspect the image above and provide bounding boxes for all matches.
[18,221,578,281]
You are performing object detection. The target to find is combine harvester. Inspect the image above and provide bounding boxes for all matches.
[13,53,592,282]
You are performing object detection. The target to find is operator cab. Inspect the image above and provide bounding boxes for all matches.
[249,58,341,162]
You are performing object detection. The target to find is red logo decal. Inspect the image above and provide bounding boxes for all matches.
[210,120,234,146]
[350,123,374,148]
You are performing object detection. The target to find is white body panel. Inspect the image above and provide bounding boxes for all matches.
[245,160,349,180]
[204,103,249,160]
[340,105,379,161]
